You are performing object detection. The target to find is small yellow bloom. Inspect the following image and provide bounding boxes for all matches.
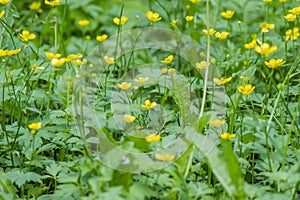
[141,100,157,109]
[123,115,136,123]
[210,119,225,127]
[146,11,162,22]
[238,84,255,95]
[215,31,230,40]
[117,82,132,90]
[202,29,216,35]
[28,122,42,130]
[0,10,4,19]
[19,30,36,42]
[154,153,175,161]
[190,0,201,3]
[74,59,87,65]
[134,86,139,90]
[104,55,115,65]
[170,19,178,26]
[263,0,272,2]
[0,0,10,5]
[285,27,299,41]
[221,10,234,19]
[279,0,286,2]
[78,19,90,26]
[220,132,236,140]
[44,0,62,7]
[255,41,277,57]
[260,22,275,33]
[29,2,43,13]
[168,68,176,74]
[161,68,168,74]
[195,61,207,69]
[185,15,194,22]
[244,39,257,49]
[145,133,161,142]
[96,34,108,42]
[32,64,45,70]
[51,58,66,67]
[264,59,285,69]
[134,77,149,85]
[65,53,83,62]
[289,6,300,15]
[161,55,174,64]
[45,52,61,59]
[213,77,232,85]
[284,14,297,22]
[113,16,128,25]
[0,49,21,57]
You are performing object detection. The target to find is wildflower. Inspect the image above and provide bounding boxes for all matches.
[195,61,206,69]
[284,14,296,22]
[146,11,162,22]
[168,68,176,74]
[285,27,299,41]
[215,31,230,40]
[65,53,83,62]
[202,29,216,35]
[210,119,225,127]
[221,10,234,19]
[96,34,108,42]
[145,133,161,142]
[104,55,115,65]
[134,77,149,85]
[255,41,277,57]
[0,0,10,5]
[154,153,175,161]
[244,38,257,49]
[45,52,61,59]
[190,0,201,3]
[161,55,174,64]
[51,58,66,67]
[113,16,128,25]
[161,68,168,74]
[220,132,236,140]
[170,19,178,26]
[44,0,62,7]
[28,122,42,130]
[141,100,157,109]
[78,19,90,26]
[279,0,286,2]
[213,77,232,85]
[134,86,139,90]
[19,30,36,42]
[289,6,300,15]
[123,115,136,123]
[238,84,255,95]
[117,82,132,90]
[264,58,285,69]
[263,0,272,2]
[29,2,43,13]
[74,59,87,65]
[0,49,21,57]
[260,22,275,33]
[32,64,45,70]
[0,10,4,19]
[185,15,194,22]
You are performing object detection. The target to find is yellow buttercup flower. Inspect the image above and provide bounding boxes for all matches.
[154,153,175,161]
[284,14,297,22]
[220,132,236,140]
[0,10,4,19]
[141,100,157,109]
[51,58,66,67]
[195,61,207,69]
[213,77,232,85]
[44,0,62,7]
[113,16,128,25]
[29,2,43,13]
[123,115,136,123]
[168,68,176,74]
[28,122,42,130]
[279,0,286,2]
[215,31,230,40]
[260,22,275,33]
[117,82,132,90]
[161,68,168,74]
[45,52,61,59]
[190,0,201,3]
[65,53,83,62]
[0,0,10,5]
[146,11,162,22]
[185,15,194,22]
[134,77,149,85]
[19,30,36,42]
[202,29,216,35]
[264,59,285,69]
[74,59,87,65]
[32,64,45,70]
[244,38,257,49]
[104,56,115,65]
[263,0,272,2]
[161,55,174,64]
[170,19,178,26]
[96,34,108,42]
[0,49,21,57]
[255,41,277,57]
[285,27,299,41]
[221,10,234,19]
[78,19,90,26]
[238,84,255,95]
[210,119,225,127]
[145,133,161,142]
[289,6,300,15]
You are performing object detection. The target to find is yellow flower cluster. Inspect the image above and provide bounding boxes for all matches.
[0,49,21,57]
[285,27,299,41]
[46,52,84,67]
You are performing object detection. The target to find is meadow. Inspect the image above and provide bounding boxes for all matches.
[0,0,299,199]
